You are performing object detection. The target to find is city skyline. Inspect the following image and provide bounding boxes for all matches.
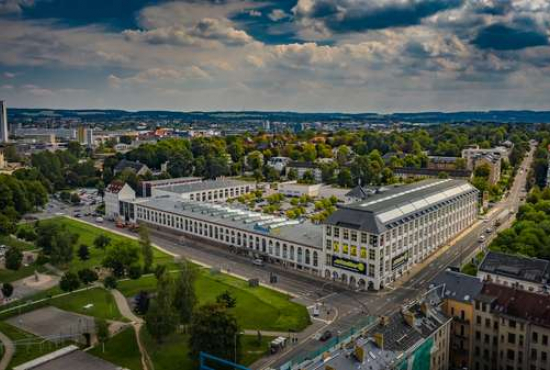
[1,0,550,112]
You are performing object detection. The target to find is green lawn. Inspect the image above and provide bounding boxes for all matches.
[118,269,310,332]
[39,217,175,272]
[0,235,35,251]
[141,329,273,370]
[48,287,126,322]
[88,327,141,370]
[0,321,69,369]
[0,263,47,284]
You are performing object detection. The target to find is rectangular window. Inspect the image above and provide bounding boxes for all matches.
[369,249,376,260]
[343,229,349,240]
[343,244,349,254]
[350,245,357,256]
[361,233,367,244]
[360,247,367,259]
[351,231,357,242]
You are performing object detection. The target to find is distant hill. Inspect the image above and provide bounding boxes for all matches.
[8,108,550,124]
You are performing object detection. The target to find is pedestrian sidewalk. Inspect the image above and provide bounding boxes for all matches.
[110,289,153,370]
[0,330,14,370]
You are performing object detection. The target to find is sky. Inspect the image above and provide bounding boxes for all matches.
[0,0,550,113]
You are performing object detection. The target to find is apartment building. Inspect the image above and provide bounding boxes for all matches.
[477,251,550,294]
[324,179,479,290]
[299,297,451,370]
[472,283,550,370]
[431,270,484,370]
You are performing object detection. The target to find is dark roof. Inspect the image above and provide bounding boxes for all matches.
[430,270,484,303]
[325,179,478,234]
[478,251,550,284]
[114,159,147,173]
[477,283,550,328]
[287,161,318,169]
[394,167,472,178]
[428,156,460,163]
[345,185,373,200]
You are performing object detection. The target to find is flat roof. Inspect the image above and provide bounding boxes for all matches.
[325,179,478,234]
[156,178,253,194]
[132,197,323,249]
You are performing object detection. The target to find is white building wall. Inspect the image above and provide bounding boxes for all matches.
[152,184,253,203]
[105,184,136,220]
[323,192,478,290]
[131,203,322,274]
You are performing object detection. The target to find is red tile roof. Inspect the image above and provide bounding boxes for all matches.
[106,180,125,194]
[481,283,550,328]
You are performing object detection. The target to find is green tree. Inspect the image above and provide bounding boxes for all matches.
[78,268,98,284]
[172,260,198,326]
[1,283,14,298]
[287,168,298,181]
[138,224,153,273]
[102,241,140,278]
[78,244,90,261]
[60,272,81,292]
[50,231,76,266]
[216,290,237,308]
[247,151,264,171]
[146,273,178,343]
[103,276,117,290]
[95,318,110,353]
[188,303,241,364]
[5,246,23,271]
[93,234,111,252]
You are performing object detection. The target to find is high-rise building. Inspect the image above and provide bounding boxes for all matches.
[0,100,9,143]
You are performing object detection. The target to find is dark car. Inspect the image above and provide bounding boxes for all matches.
[319,330,332,342]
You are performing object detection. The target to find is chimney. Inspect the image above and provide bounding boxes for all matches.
[403,310,416,327]
[373,332,384,350]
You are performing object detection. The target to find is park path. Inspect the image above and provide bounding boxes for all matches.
[110,289,154,370]
[0,330,14,370]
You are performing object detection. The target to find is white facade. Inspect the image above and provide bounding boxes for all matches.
[152,182,253,202]
[0,101,8,143]
[105,183,136,220]
[128,200,322,274]
[278,181,321,197]
[324,180,479,290]
[286,165,323,183]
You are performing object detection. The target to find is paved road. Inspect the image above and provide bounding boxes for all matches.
[37,144,535,370]
[0,330,14,370]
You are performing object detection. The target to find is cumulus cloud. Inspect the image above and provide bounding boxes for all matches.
[109,66,210,87]
[293,0,464,34]
[268,9,290,22]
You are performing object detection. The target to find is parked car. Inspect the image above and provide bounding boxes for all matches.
[252,258,264,267]
[95,217,104,223]
[319,330,332,342]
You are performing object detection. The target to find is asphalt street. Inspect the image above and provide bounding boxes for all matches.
[38,144,535,370]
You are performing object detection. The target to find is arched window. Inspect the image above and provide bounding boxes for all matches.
[283,244,288,259]
[297,247,303,263]
[290,246,295,261]
[275,242,280,257]
[313,251,318,267]
[305,249,311,265]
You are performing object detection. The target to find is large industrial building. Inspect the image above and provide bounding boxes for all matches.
[125,197,323,274]
[324,179,479,290]
[112,178,479,289]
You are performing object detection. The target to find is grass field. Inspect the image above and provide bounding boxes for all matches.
[0,235,35,251]
[141,329,273,370]
[48,287,126,322]
[0,263,48,284]
[39,217,175,272]
[118,269,310,332]
[0,321,70,368]
[88,327,141,370]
